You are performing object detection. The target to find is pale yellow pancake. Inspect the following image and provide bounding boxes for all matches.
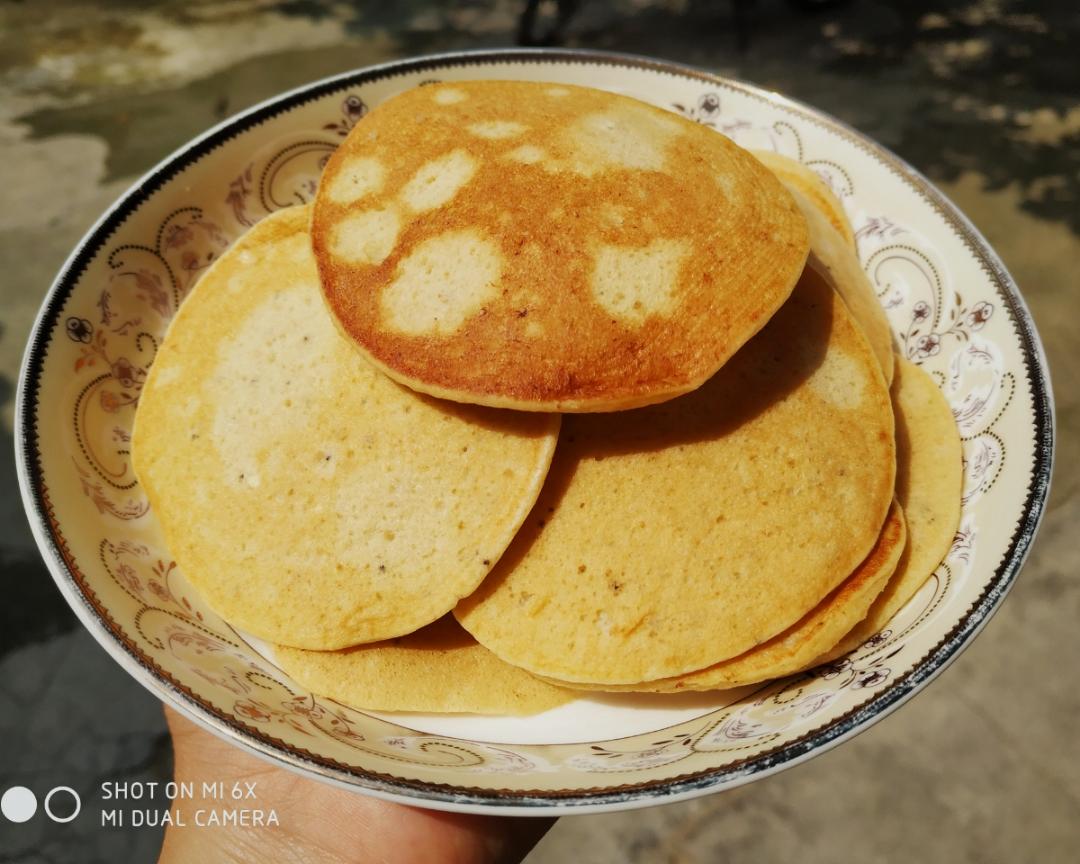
[313,80,809,412]
[754,153,895,385]
[276,616,572,715]
[553,501,906,693]
[455,266,895,684]
[801,198,895,386]
[814,356,962,663]
[752,150,856,247]
[131,206,559,650]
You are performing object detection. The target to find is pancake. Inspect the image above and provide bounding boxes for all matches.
[275,616,572,715]
[312,80,809,412]
[553,501,906,693]
[800,195,895,386]
[754,153,895,385]
[131,205,559,650]
[813,356,963,664]
[455,266,896,684]
[752,150,856,247]
[807,242,896,386]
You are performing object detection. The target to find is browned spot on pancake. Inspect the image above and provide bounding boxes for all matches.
[330,206,399,265]
[504,144,547,165]
[591,238,688,324]
[562,107,679,176]
[432,87,467,105]
[324,155,385,205]
[468,120,527,140]
[400,150,477,212]
[381,229,503,335]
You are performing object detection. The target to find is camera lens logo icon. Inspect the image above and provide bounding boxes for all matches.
[1,786,81,824]
[1,787,36,823]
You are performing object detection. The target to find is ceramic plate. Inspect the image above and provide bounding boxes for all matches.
[16,49,1053,814]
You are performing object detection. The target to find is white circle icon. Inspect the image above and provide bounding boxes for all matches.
[1,786,37,823]
[44,787,81,823]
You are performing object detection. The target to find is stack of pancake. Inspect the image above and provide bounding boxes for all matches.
[132,81,961,714]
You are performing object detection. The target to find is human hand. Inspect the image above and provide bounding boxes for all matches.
[159,708,554,864]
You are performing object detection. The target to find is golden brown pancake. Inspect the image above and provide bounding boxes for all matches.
[313,80,809,412]
[801,202,895,385]
[752,150,856,247]
[754,153,894,385]
[455,266,895,684]
[275,616,572,715]
[814,356,962,663]
[552,501,906,692]
[132,206,559,650]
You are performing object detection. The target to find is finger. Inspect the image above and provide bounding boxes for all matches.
[162,706,556,864]
[421,809,556,864]
[165,707,276,777]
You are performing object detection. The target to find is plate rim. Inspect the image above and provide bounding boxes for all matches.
[14,47,1055,814]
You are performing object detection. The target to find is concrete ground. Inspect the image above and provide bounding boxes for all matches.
[0,1,1076,862]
